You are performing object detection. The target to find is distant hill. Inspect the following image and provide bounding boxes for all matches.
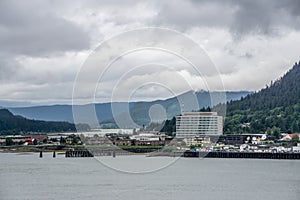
[8,103,134,127]
[7,91,251,128]
[0,109,77,135]
[125,91,251,126]
[224,61,300,135]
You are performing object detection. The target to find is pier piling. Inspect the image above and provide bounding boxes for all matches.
[65,149,94,157]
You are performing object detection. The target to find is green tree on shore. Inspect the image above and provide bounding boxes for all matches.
[292,134,299,146]
[5,138,13,146]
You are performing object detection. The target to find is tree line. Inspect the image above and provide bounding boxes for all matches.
[0,109,78,135]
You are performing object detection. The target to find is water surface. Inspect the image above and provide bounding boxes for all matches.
[0,153,299,200]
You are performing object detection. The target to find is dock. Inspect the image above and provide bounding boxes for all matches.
[183,151,300,159]
[65,148,300,159]
[65,149,94,157]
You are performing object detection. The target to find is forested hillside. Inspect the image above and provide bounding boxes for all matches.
[224,61,300,135]
[0,109,77,135]
[161,61,300,136]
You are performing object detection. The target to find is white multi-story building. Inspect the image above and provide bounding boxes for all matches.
[176,112,223,138]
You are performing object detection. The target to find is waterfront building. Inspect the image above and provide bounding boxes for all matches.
[176,112,223,138]
[132,133,160,141]
[183,136,211,146]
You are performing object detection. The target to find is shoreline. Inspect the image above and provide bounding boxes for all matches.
[2,145,300,160]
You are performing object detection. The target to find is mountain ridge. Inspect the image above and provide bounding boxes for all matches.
[7,91,251,127]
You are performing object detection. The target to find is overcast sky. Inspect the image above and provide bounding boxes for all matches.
[1,0,300,106]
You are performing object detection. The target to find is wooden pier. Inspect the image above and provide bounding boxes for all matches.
[65,147,162,157]
[65,148,300,160]
[65,149,94,157]
[183,151,300,159]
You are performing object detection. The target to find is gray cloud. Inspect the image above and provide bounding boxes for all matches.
[0,0,90,57]
[0,55,20,82]
[0,0,300,106]
[230,0,300,36]
[155,0,300,37]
